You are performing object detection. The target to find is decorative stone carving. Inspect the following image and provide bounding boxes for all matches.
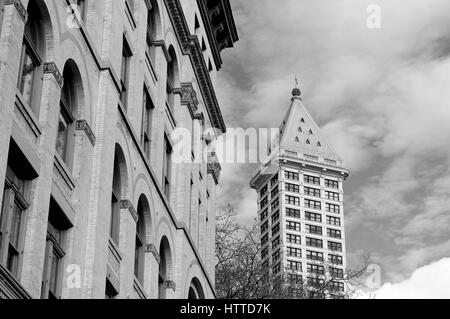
[144,243,161,264]
[207,152,221,185]
[76,120,96,147]
[164,280,176,292]
[5,0,28,23]
[43,62,64,88]
[120,200,138,223]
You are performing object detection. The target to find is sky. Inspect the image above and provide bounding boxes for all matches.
[214,0,450,296]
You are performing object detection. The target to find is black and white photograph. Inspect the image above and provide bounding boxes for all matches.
[0,0,449,309]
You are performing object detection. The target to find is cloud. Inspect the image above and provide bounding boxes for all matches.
[362,258,450,299]
[216,0,450,283]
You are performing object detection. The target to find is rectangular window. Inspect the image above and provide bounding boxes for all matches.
[326,191,340,201]
[271,186,279,199]
[326,203,340,214]
[327,228,342,239]
[286,195,300,206]
[163,134,172,199]
[328,241,343,252]
[287,234,301,245]
[285,183,299,193]
[272,263,281,275]
[120,36,132,110]
[272,249,281,263]
[271,198,279,211]
[306,224,322,235]
[287,260,302,272]
[271,223,280,237]
[260,185,268,197]
[305,211,322,223]
[271,210,280,224]
[285,171,299,181]
[286,208,301,219]
[261,247,269,260]
[304,187,321,198]
[306,250,324,262]
[286,221,301,232]
[306,237,323,248]
[271,174,278,187]
[271,236,280,249]
[287,247,302,258]
[331,268,344,279]
[1,168,30,279]
[261,221,269,234]
[141,87,154,158]
[260,209,268,221]
[307,263,325,275]
[307,277,325,287]
[329,254,343,265]
[41,198,71,299]
[325,179,339,189]
[260,196,268,209]
[327,216,341,226]
[329,281,345,292]
[305,199,321,210]
[304,175,320,185]
[261,234,269,247]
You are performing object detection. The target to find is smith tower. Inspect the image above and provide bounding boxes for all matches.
[250,85,350,299]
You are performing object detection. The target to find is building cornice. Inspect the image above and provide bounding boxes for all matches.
[163,0,227,133]
[196,0,239,70]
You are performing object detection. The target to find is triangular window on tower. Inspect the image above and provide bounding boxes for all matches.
[301,118,305,123]
[306,139,311,145]
[309,129,313,135]
[298,127,302,132]
[317,142,321,147]
[295,137,300,142]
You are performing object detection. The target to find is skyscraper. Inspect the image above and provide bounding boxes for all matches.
[250,85,350,299]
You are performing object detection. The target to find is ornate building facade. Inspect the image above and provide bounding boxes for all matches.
[0,0,237,299]
[250,87,350,299]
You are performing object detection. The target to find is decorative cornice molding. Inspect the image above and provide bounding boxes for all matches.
[5,0,28,23]
[76,120,96,147]
[163,0,227,133]
[144,243,161,264]
[120,200,138,223]
[43,62,64,88]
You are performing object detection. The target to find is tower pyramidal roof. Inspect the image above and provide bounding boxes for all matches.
[272,83,343,166]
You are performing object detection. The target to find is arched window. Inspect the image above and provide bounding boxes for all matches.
[146,0,158,65]
[110,146,125,245]
[188,278,205,299]
[158,237,172,299]
[166,46,178,113]
[55,63,79,168]
[134,196,147,283]
[17,0,46,115]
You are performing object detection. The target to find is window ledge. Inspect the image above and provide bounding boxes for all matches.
[53,154,75,191]
[15,91,42,139]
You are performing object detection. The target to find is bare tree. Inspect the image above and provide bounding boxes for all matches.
[215,205,369,299]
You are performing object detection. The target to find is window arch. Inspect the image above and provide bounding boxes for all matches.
[188,278,205,299]
[17,0,49,116]
[55,60,83,169]
[158,236,172,299]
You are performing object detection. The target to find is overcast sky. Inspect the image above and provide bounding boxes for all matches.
[214,0,450,296]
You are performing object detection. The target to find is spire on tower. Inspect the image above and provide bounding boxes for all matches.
[292,75,302,98]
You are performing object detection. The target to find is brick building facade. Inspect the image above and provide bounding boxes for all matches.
[0,0,237,299]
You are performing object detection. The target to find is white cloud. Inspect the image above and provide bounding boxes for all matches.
[361,258,450,299]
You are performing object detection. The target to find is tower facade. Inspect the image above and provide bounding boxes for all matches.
[0,0,237,299]
[250,87,350,299]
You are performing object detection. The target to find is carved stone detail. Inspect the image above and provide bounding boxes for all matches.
[120,200,138,223]
[144,243,161,264]
[76,120,96,147]
[43,62,64,88]
[5,0,28,23]
[164,280,176,292]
